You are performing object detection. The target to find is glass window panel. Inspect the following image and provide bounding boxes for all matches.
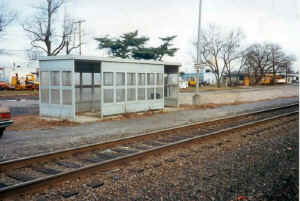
[127,73,136,86]
[147,73,155,85]
[104,72,113,86]
[104,89,114,103]
[156,73,163,85]
[116,88,125,102]
[127,88,136,101]
[82,88,92,101]
[62,71,72,86]
[94,73,101,85]
[41,89,49,103]
[156,87,163,99]
[51,89,60,104]
[138,73,145,86]
[116,72,125,86]
[51,71,60,86]
[147,88,155,100]
[62,89,72,105]
[82,73,92,85]
[40,72,49,87]
[138,88,145,100]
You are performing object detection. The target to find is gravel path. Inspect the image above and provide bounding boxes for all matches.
[22,112,299,201]
[0,97,298,162]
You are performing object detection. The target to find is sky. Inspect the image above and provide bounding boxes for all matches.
[1,0,299,72]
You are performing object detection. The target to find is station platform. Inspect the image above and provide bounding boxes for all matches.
[0,96,298,162]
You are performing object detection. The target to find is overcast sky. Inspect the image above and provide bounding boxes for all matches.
[1,0,299,72]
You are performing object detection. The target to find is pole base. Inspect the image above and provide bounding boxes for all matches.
[193,94,201,105]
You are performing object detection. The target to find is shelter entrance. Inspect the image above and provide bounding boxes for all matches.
[164,64,179,107]
[75,61,101,116]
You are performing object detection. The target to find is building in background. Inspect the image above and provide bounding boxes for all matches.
[180,67,216,86]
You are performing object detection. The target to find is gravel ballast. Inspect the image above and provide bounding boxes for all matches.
[19,113,299,201]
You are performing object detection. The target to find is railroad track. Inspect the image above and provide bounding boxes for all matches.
[0,103,298,199]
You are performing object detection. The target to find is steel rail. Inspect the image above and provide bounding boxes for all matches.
[0,109,298,198]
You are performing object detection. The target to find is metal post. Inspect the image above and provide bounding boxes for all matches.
[91,72,95,112]
[80,72,83,102]
[79,22,82,55]
[285,64,288,84]
[196,0,202,94]
[74,20,85,55]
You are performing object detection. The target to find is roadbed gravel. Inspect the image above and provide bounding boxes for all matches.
[0,97,298,162]
[22,111,299,201]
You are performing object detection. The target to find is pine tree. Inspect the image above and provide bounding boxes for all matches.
[95,31,178,61]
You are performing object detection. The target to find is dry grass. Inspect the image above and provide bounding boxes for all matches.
[0,90,39,97]
[180,86,239,93]
[99,110,165,122]
[179,96,297,110]
[180,101,250,110]
[7,115,79,131]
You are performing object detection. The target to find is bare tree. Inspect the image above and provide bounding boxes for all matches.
[242,44,272,85]
[241,43,296,85]
[197,25,226,87]
[195,24,244,87]
[0,2,15,35]
[221,29,245,86]
[63,14,81,55]
[267,43,296,84]
[23,0,79,56]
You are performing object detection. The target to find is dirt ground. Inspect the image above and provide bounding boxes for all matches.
[0,90,39,97]
[180,96,297,110]
[179,84,293,93]
[7,115,79,131]
[6,96,297,132]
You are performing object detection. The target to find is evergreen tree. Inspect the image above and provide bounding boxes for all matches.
[95,31,178,60]
[95,30,149,59]
[156,36,179,61]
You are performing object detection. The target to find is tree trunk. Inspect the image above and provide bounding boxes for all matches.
[216,77,221,88]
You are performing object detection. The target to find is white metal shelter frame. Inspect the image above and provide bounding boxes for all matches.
[39,56,180,120]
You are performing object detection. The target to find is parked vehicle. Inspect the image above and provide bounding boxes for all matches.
[0,81,9,90]
[0,107,13,138]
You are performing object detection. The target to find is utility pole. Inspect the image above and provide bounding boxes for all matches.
[73,20,85,55]
[196,0,203,95]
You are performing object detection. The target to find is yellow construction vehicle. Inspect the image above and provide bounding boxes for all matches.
[188,77,197,87]
[10,73,39,90]
[10,73,22,90]
[24,74,39,90]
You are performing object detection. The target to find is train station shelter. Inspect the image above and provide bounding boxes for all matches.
[38,56,181,120]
